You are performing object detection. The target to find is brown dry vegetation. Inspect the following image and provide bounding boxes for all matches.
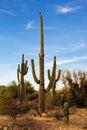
[0,108,87,130]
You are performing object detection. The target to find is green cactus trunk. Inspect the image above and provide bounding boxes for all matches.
[63,102,69,124]
[17,54,28,105]
[20,62,24,100]
[31,12,61,115]
[39,12,45,113]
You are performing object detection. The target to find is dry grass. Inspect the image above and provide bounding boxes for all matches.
[0,108,87,130]
[69,108,87,129]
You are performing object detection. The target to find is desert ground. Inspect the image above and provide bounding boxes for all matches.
[0,108,87,130]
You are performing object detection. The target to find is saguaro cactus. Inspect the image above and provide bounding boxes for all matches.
[17,54,28,104]
[31,12,61,115]
[63,102,69,124]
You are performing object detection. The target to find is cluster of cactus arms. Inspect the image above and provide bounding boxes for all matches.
[31,12,61,115]
[17,54,28,104]
[48,62,61,96]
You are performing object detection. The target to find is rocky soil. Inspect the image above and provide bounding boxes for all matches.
[0,108,87,130]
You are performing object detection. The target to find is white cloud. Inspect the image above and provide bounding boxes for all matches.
[56,5,80,14]
[25,21,34,30]
[45,56,87,69]
[57,42,86,53]
[46,42,86,56]
[0,9,15,16]
[57,56,87,65]
[69,42,86,51]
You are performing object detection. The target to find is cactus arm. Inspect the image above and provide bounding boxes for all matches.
[48,69,51,80]
[23,67,28,75]
[22,54,24,62]
[55,69,61,82]
[25,60,28,72]
[17,64,21,83]
[24,66,28,75]
[23,61,28,75]
[45,56,56,93]
[18,64,21,73]
[17,68,21,83]
[31,59,40,84]
[46,57,61,95]
[52,70,61,95]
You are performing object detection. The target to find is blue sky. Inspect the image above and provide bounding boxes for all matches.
[0,0,87,89]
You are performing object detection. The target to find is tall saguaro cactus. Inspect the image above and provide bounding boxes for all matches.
[17,54,28,104]
[31,12,61,115]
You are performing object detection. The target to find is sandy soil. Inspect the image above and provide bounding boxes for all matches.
[0,108,87,130]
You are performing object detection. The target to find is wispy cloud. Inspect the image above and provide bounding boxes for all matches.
[56,5,80,14]
[68,42,86,52]
[25,23,56,30]
[46,42,86,55]
[0,9,16,16]
[58,42,86,53]
[25,21,34,30]
[57,56,87,65]
[45,56,87,69]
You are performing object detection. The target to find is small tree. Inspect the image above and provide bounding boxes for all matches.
[61,70,87,107]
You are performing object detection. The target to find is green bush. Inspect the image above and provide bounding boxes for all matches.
[27,91,38,100]
[24,80,35,94]
[45,92,60,109]
[7,81,19,99]
[0,87,14,114]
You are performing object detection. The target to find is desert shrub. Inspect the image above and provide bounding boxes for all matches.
[66,91,74,107]
[20,104,31,114]
[0,86,14,114]
[27,91,38,101]
[24,80,35,94]
[0,80,37,115]
[74,90,87,107]
[4,103,19,118]
[7,81,19,99]
[57,84,87,108]
[45,92,54,109]
[4,102,31,118]
[61,70,87,108]
[23,128,28,130]
[51,93,60,106]
[45,92,60,110]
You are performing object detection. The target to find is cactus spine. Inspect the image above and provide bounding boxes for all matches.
[17,54,28,104]
[31,12,60,115]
